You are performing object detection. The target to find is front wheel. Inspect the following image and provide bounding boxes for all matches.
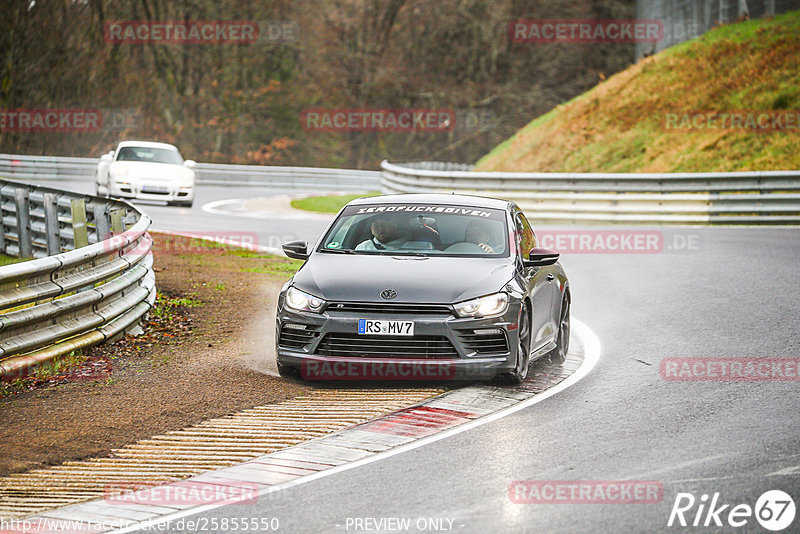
[547,294,570,364]
[497,305,530,385]
[277,361,301,380]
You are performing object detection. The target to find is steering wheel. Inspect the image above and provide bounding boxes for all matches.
[444,242,487,254]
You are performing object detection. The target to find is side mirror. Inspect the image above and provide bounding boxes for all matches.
[100,153,113,162]
[524,247,560,268]
[283,241,309,260]
[184,160,197,168]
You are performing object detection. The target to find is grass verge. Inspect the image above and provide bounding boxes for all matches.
[0,254,26,267]
[291,191,381,213]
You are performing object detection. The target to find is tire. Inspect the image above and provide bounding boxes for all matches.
[168,200,193,208]
[548,294,571,364]
[497,305,531,385]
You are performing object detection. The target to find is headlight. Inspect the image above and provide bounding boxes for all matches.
[285,287,326,313]
[110,166,128,179]
[453,292,509,318]
[179,168,194,183]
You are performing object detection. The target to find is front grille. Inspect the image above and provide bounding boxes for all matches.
[457,330,509,354]
[326,302,454,315]
[278,324,320,349]
[316,334,458,359]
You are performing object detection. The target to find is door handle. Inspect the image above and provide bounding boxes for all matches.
[547,274,555,281]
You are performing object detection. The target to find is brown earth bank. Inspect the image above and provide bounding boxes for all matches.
[0,232,312,477]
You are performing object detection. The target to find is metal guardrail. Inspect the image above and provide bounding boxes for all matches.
[381,161,800,224]
[0,153,381,191]
[0,178,155,380]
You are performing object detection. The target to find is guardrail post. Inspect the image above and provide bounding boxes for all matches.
[70,198,89,249]
[14,187,33,259]
[110,208,126,234]
[92,201,111,242]
[43,192,61,255]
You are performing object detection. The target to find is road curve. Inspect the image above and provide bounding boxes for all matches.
[23,180,800,533]
[137,226,800,533]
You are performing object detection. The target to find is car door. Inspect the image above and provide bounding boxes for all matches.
[514,211,556,351]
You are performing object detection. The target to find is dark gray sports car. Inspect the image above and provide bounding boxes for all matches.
[276,194,570,383]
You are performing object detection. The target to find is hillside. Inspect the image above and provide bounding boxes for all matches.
[475,11,800,173]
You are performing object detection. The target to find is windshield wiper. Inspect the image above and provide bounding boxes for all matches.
[320,248,356,254]
[391,251,431,258]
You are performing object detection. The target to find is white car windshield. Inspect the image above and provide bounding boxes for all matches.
[116,147,183,165]
[320,204,509,257]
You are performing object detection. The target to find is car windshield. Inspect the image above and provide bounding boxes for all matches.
[319,203,508,257]
[116,146,183,165]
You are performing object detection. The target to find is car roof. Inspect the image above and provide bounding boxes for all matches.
[347,193,512,210]
[116,141,179,150]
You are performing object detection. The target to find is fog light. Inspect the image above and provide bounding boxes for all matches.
[473,328,503,335]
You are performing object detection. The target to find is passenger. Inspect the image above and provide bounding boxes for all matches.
[356,216,411,251]
[465,221,496,253]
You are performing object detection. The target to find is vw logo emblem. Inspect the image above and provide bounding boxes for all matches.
[380,289,397,300]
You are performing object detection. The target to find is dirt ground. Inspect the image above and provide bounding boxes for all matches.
[0,232,312,477]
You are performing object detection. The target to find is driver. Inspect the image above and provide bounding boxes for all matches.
[465,221,496,253]
[356,216,411,251]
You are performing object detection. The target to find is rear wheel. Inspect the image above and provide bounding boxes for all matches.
[497,305,530,385]
[548,294,570,364]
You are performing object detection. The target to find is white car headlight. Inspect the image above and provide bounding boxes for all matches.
[453,292,509,318]
[110,166,128,178]
[179,168,195,183]
[285,287,326,313]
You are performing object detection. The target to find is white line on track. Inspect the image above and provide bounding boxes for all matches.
[201,197,334,220]
[112,318,601,533]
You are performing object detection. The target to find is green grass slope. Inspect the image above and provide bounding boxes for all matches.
[475,12,800,173]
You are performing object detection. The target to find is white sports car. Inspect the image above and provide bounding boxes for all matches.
[96,141,196,207]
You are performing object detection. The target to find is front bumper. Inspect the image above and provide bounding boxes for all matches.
[109,179,194,203]
[275,300,522,381]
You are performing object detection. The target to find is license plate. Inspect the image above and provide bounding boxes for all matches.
[358,319,414,336]
[142,185,168,193]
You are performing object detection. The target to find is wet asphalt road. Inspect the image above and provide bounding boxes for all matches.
[33,179,800,533]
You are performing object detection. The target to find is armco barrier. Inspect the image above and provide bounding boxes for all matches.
[0,178,155,380]
[381,161,800,224]
[0,153,381,191]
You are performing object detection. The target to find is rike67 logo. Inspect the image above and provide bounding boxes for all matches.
[668,490,796,531]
